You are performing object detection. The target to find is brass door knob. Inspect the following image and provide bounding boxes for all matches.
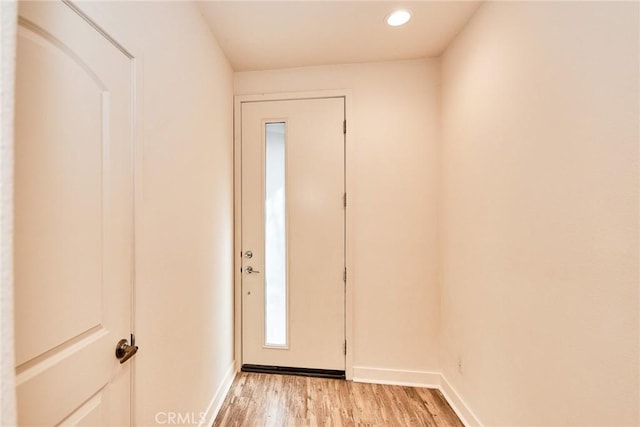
[115,335,138,364]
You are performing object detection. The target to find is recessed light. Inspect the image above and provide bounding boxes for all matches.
[386,10,412,27]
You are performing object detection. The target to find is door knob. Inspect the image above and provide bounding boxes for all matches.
[115,334,138,364]
[245,266,260,274]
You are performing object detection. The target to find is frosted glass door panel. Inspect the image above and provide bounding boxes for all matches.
[265,122,287,347]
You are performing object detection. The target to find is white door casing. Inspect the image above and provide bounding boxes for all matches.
[14,2,135,425]
[241,98,345,371]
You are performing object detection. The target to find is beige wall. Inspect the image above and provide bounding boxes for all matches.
[235,59,441,377]
[440,2,639,425]
[77,2,234,424]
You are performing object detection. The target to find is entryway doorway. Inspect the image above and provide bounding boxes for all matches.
[238,96,347,377]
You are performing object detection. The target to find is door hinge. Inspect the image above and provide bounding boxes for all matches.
[343,267,347,283]
[343,193,347,208]
[344,340,347,355]
[343,119,347,134]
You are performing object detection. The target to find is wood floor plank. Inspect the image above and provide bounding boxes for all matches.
[213,373,464,427]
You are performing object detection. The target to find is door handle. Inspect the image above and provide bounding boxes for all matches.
[115,335,138,364]
[245,266,260,274]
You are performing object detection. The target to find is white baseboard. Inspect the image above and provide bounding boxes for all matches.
[351,366,482,427]
[439,374,483,427]
[352,366,441,388]
[199,360,237,427]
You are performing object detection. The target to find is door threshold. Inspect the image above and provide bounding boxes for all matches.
[241,364,345,379]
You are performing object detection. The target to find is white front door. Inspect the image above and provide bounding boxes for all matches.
[241,98,345,373]
[14,2,135,425]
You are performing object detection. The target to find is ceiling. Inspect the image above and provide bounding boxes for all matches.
[198,1,483,72]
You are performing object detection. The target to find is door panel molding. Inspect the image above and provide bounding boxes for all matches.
[233,89,354,379]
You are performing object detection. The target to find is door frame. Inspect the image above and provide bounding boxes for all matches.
[233,90,354,379]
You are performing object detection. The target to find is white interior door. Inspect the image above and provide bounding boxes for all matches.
[241,98,345,373]
[14,2,135,425]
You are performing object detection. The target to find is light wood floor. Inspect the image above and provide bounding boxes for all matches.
[213,372,464,426]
